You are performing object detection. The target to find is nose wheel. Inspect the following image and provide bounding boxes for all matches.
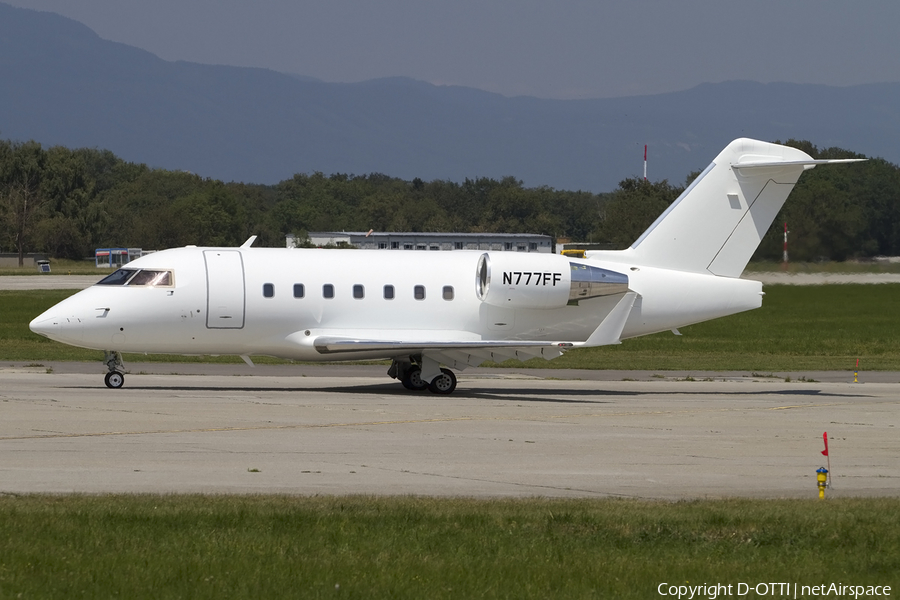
[103,350,126,389]
[104,371,125,389]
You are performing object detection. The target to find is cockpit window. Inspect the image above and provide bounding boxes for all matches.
[95,269,173,287]
[128,270,172,286]
[96,269,137,286]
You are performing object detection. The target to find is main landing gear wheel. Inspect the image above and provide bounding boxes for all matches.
[401,366,429,391]
[104,371,125,389]
[428,368,457,395]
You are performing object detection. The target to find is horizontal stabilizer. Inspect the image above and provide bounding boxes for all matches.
[732,158,865,169]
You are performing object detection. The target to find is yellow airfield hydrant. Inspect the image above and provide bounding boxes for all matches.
[817,467,829,499]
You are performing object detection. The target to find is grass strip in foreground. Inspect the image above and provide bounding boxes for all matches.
[0,495,897,599]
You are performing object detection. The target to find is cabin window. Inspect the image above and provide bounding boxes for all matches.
[353,284,365,299]
[263,283,274,298]
[442,286,454,300]
[293,284,305,298]
[383,285,395,300]
[414,285,426,300]
[323,284,334,299]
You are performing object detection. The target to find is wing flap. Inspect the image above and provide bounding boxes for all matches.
[313,337,574,355]
[313,336,571,368]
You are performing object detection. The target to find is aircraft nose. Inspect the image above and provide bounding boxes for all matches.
[29,314,57,337]
[29,313,84,343]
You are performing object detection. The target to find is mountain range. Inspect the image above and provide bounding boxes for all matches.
[1,2,898,192]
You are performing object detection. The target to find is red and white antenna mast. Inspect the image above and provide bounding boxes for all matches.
[643,145,648,181]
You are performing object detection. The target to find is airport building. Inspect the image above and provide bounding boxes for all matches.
[94,248,144,268]
[291,232,553,253]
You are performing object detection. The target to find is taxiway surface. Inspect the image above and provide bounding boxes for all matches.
[2,365,897,498]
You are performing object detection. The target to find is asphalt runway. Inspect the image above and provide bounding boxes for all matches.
[2,364,897,499]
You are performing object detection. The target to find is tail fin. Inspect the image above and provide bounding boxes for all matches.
[616,138,862,277]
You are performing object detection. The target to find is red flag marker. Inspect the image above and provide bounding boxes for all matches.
[821,431,828,456]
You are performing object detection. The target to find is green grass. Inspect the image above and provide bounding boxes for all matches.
[0,290,95,361]
[0,495,896,599]
[509,283,900,371]
[4,284,900,370]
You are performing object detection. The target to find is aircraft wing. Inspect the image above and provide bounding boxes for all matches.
[313,337,572,354]
[311,291,637,369]
[313,336,573,368]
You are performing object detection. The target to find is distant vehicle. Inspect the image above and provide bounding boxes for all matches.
[31,139,861,392]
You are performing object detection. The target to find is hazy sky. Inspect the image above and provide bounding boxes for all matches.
[7,0,900,99]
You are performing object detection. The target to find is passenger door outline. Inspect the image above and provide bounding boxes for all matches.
[204,250,246,329]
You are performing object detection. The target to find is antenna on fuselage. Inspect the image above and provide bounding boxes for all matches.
[241,235,258,248]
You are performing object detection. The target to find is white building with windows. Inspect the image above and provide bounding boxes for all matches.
[290,232,552,253]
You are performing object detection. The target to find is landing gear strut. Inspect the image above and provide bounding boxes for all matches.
[389,359,458,394]
[103,350,125,389]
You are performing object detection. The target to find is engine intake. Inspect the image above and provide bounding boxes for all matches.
[476,253,628,309]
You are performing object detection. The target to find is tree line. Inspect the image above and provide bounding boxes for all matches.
[1,137,898,265]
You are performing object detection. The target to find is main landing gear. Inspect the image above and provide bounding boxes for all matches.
[389,358,457,395]
[103,350,125,389]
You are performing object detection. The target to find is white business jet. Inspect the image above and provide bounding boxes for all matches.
[30,139,861,392]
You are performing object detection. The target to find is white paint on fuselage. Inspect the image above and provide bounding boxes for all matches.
[30,246,763,362]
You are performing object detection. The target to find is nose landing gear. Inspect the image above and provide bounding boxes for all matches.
[104,370,125,389]
[103,350,125,389]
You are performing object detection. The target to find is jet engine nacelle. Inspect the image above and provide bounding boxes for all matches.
[476,253,629,310]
